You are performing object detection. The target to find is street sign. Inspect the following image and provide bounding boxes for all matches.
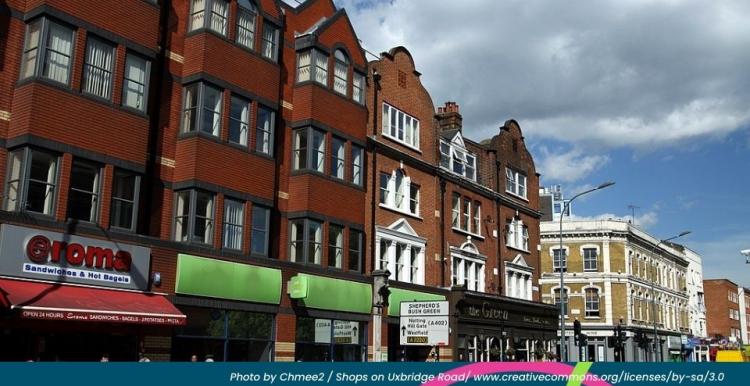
[399,301,449,346]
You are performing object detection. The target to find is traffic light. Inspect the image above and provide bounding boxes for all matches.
[578,333,588,348]
[573,319,581,339]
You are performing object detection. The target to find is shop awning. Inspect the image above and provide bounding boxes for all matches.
[0,278,186,325]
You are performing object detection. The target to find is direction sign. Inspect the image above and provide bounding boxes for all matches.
[399,301,449,346]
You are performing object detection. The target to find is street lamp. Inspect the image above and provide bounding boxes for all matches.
[742,249,750,264]
[559,181,615,362]
[649,231,691,362]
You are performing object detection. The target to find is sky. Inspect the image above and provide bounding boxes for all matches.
[288,0,750,286]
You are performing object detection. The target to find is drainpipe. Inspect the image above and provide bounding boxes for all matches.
[440,178,446,287]
[495,158,503,296]
[370,68,383,362]
[370,69,381,273]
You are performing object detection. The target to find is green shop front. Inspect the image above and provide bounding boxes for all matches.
[171,254,282,362]
[386,287,447,361]
[287,273,371,361]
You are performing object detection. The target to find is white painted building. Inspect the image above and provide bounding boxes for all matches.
[681,247,707,338]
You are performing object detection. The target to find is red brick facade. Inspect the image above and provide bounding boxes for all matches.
[703,279,741,340]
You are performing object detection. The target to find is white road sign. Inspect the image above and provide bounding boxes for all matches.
[399,301,449,346]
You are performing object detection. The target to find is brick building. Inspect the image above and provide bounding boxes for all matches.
[367,47,556,363]
[703,279,743,343]
[540,220,690,362]
[0,0,555,362]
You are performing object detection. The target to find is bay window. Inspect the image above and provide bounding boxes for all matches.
[110,169,140,231]
[68,160,101,222]
[182,82,222,137]
[174,190,215,244]
[122,53,150,111]
[20,18,74,85]
[236,0,257,49]
[331,137,345,179]
[289,218,322,265]
[261,21,279,62]
[292,127,325,173]
[255,106,275,155]
[333,50,348,95]
[348,229,363,272]
[251,205,270,256]
[229,95,250,146]
[328,224,343,268]
[4,148,58,216]
[189,0,228,36]
[352,72,365,104]
[351,145,363,186]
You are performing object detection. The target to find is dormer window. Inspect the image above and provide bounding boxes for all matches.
[439,138,476,181]
[333,50,348,96]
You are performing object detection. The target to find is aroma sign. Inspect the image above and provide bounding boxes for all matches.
[0,224,151,290]
[26,235,132,272]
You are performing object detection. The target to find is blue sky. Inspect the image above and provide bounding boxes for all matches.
[310,0,750,286]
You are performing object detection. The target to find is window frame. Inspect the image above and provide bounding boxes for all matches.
[261,21,279,62]
[292,127,326,173]
[188,0,229,36]
[289,218,323,265]
[351,145,363,186]
[250,204,270,257]
[333,49,349,96]
[381,103,420,150]
[173,189,216,245]
[552,247,568,272]
[255,105,275,156]
[181,82,223,137]
[81,35,116,100]
[376,232,425,285]
[505,167,528,199]
[3,148,60,216]
[122,52,151,112]
[585,288,600,318]
[20,17,76,86]
[439,139,477,181]
[110,169,141,232]
[583,247,599,271]
[236,0,257,50]
[222,198,245,251]
[348,228,363,273]
[352,71,366,105]
[228,94,251,146]
[67,159,102,223]
[330,136,346,180]
[452,253,485,292]
[328,224,344,269]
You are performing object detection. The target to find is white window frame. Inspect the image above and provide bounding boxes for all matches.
[379,169,419,217]
[375,222,426,285]
[505,167,528,199]
[505,261,533,301]
[439,139,477,181]
[451,243,486,293]
[452,196,482,238]
[505,218,528,251]
[584,287,601,318]
[582,246,599,271]
[551,246,569,272]
[382,103,420,150]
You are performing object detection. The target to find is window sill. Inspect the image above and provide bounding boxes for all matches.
[506,245,530,253]
[381,132,421,153]
[583,269,599,273]
[584,316,601,320]
[505,190,529,202]
[379,203,422,220]
[451,226,484,240]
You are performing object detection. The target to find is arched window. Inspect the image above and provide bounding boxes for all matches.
[585,288,600,317]
[333,49,349,95]
[236,0,257,49]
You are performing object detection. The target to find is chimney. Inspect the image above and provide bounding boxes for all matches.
[436,101,462,131]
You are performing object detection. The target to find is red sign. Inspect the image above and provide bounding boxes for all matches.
[20,309,186,326]
[26,235,132,272]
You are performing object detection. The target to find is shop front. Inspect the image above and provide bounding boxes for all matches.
[386,287,447,362]
[449,287,558,362]
[0,224,185,361]
[171,253,281,362]
[288,273,371,362]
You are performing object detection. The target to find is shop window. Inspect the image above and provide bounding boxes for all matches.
[229,95,250,146]
[289,218,322,265]
[82,36,115,99]
[182,82,222,137]
[110,169,140,231]
[189,0,229,36]
[236,0,257,49]
[261,21,279,62]
[222,198,244,250]
[251,205,270,256]
[122,52,150,111]
[4,148,58,216]
[174,190,215,244]
[295,317,366,362]
[256,106,275,155]
[20,17,74,85]
[173,306,274,362]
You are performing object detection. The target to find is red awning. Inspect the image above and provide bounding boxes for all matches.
[0,278,186,325]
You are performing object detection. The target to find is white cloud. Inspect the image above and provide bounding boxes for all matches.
[536,147,609,183]
[690,232,750,288]
[336,0,750,151]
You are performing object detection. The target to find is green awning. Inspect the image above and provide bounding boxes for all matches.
[175,254,281,304]
[288,273,371,314]
[387,288,446,316]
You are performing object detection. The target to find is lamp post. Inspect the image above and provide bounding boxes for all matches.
[558,181,615,362]
[649,231,691,362]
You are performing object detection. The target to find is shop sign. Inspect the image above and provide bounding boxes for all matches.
[20,309,183,325]
[0,224,151,291]
[459,300,509,321]
[399,301,449,346]
[313,319,359,344]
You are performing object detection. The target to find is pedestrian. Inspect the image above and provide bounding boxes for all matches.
[190,354,198,362]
